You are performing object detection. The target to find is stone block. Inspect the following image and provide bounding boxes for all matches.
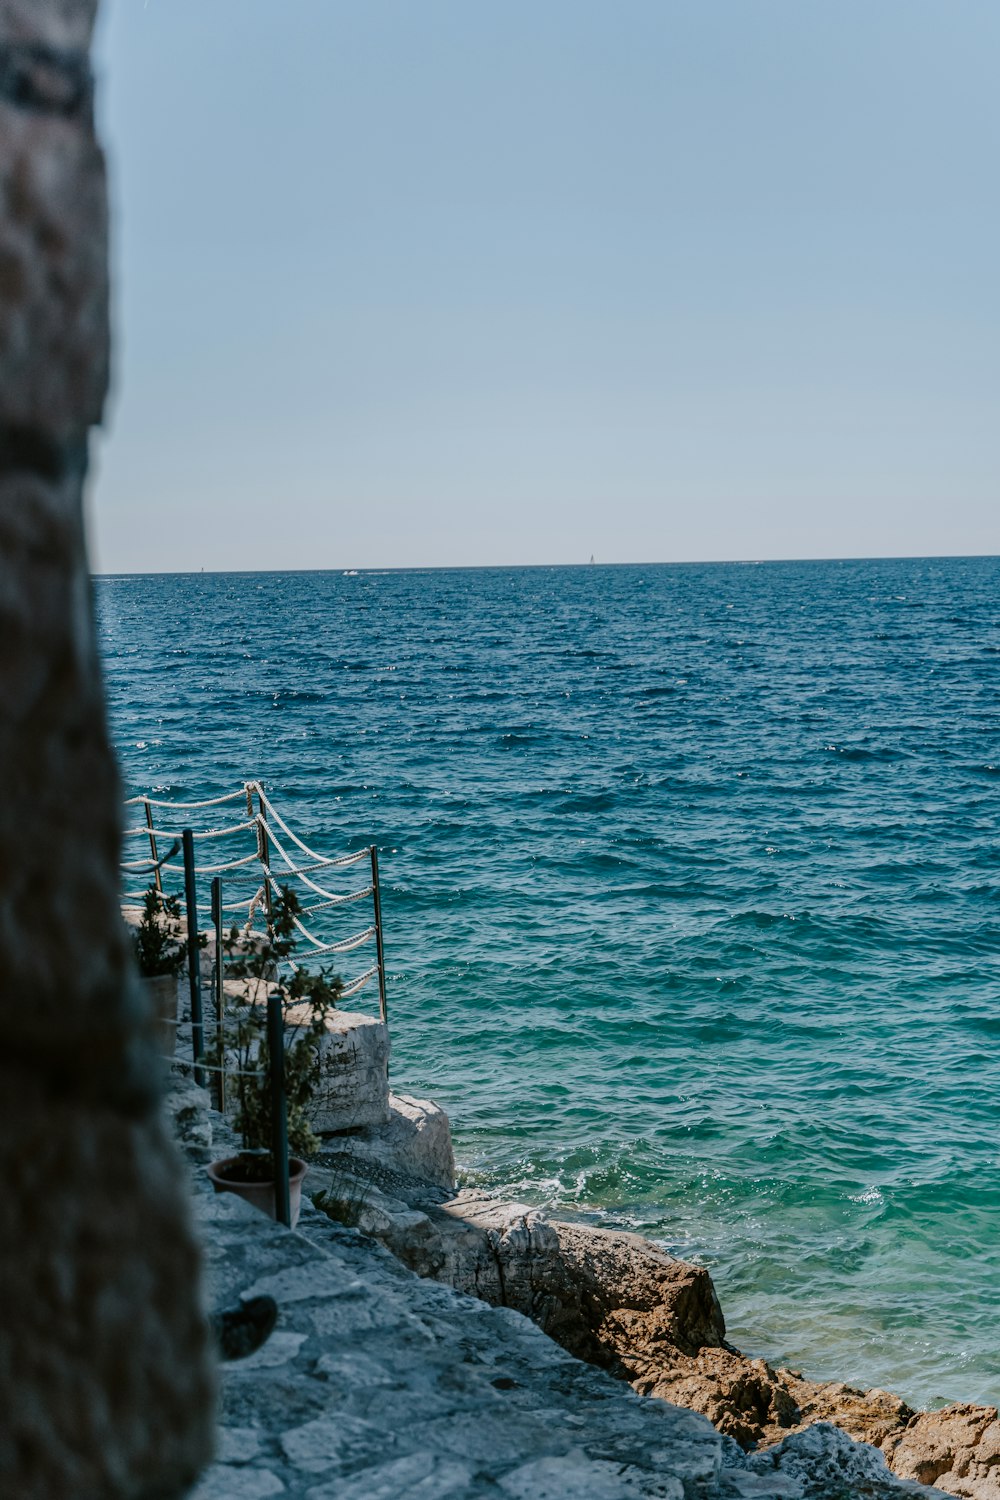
[347,1091,456,1191]
[298,1008,390,1134]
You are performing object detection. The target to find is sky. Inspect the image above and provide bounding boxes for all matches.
[90,1,999,572]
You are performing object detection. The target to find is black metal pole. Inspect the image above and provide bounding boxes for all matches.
[211,875,225,1112]
[144,799,162,897]
[370,844,387,1026]
[256,787,274,926]
[182,827,204,1086]
[267,992,291,1227]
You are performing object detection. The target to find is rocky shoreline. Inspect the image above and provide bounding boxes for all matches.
[302,1092,1000,1500]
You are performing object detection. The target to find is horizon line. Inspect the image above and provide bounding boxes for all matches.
[91,550,1000,578]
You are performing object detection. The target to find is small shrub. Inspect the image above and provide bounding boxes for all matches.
[208,887,343,1179]
[132,887,190,978]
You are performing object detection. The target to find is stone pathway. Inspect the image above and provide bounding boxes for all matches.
[177,1094,937,1499]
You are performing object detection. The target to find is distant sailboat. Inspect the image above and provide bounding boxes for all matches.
[589,554,595,564]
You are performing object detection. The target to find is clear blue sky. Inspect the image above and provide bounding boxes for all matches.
[91,1,999,572]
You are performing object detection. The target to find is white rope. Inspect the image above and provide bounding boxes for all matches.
[261,825,376,910]
[241,886,267,940]
[125,789,247,811]
[340,965,379,999]
[249,784,370,869]
[192,851,260,876]
[219,886,266,916]
[260,827,345,904]
[165,1058,266,1079]
[300,886,374,915]
[261,871,374,956]
[145,819,257,843]
[291,919,375,957]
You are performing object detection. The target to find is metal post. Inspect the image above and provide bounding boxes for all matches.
[267,992,291,1227]
[211,876,225,1113]
[182,828,205,1086]
[144,798,162,897]
[256,787,274,926]
[370,844,387,1026]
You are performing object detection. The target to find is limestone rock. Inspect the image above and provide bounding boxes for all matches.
[743,1422,933,1498]
[353,1090,457,1191]
[166,1074,215,1162]
[335,1174,999,1494]
[195,1170,949,1500]
[782,1378,915,1451]
[300,1008,390,1133]
[550,1218,727,1364]
[885,1405,1000,1498]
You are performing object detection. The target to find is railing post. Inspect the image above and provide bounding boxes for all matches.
[267,992,291,1227]
[370,844,387,1026]
[255,785,274,927]
[144,798,162,897]
[182,827,205,1086]
[211,875,225,1113]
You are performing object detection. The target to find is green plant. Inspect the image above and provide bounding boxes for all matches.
[210,887,343,1181]
[311,1153,382,1229]
[132,887,189,978]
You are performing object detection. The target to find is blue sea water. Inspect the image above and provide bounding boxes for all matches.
[96,557,1000,1410]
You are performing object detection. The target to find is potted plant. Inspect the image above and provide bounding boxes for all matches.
[131,886,191,1059]
[205,887,343,1227]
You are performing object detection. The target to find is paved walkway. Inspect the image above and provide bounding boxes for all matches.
[174,1083,934,1500]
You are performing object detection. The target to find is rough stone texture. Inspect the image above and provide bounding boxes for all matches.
[319,1089,456,1191]
[309,1153,1000,1498]
[295,1007,390,1133]
[885,1407,1000,1499]
[161,1060,951,1497]
[0,0,97,49]
[0,4,215,1493]
[185,1137,939,1499]
[741,1423,933,1498]
[167,1074,216,1164]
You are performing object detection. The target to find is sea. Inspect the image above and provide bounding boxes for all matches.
[95,557,1000,1411]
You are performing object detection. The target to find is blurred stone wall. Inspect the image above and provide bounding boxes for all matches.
[0,2,216,1493]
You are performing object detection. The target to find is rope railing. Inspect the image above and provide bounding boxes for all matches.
[129,818,258,843]
[124,788,248,811]
[300,886,375,915]
[249,782,371,869]
[122,779,388,1028]
[128,782,391,1231]
[340,964,380,999]
[258,822,358,906]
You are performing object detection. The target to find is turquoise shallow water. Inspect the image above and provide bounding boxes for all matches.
[97,558,1000,1409]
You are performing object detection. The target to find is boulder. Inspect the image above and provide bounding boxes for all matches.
[742,1422,933,1499]
[324,1090,456,1191]
[885,1405,1000,1498]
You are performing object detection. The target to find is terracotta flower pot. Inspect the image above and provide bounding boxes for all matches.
[206,1156,308,1228]
[141,972,181,1060]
